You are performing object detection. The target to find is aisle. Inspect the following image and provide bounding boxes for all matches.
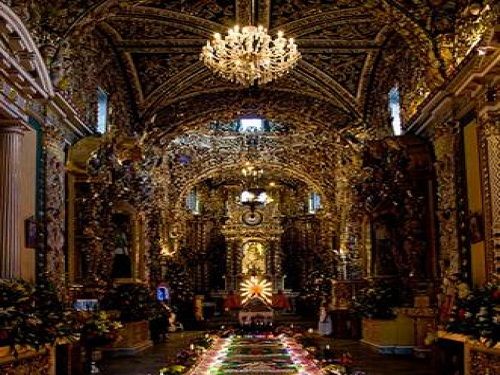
[188,334,322,374]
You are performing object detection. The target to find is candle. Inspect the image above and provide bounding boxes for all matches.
[190,344,195,351]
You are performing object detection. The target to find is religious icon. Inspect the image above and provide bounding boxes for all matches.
[468,211,484,244]
[242,241,266,275]
[25,216,37,248]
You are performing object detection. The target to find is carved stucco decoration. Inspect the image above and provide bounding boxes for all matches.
[479,111,500,280]
[432,121,460,277]
[151,89,355,138]
[4,0,495,136]
[156,129,338,212]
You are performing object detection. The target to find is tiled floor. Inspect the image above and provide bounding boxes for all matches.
[100,332,203,375]
[101,332,436,375]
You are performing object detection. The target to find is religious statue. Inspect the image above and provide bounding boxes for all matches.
[111,214,132,278]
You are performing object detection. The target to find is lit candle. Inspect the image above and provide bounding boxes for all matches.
[190,344,195,351]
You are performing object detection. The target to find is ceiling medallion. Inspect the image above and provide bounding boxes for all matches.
[200,25,301,86]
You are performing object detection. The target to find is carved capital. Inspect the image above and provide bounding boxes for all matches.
[433,120,460,140]
[481,115,500,138]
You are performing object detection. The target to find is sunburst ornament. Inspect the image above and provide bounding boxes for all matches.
[240,276,273,305]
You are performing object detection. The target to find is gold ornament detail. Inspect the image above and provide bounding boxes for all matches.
[240,276,273,305]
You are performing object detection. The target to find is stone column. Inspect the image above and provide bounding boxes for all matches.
[0,120,25,278]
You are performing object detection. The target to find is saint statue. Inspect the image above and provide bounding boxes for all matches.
[111,215,132,278]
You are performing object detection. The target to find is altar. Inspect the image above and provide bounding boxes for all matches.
[239,309,274,325]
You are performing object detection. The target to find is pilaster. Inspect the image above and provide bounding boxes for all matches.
[479,111,500,280]
[432,120,461,277]
[42,118,66,290]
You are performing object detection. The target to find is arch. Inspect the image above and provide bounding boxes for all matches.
[173,161,333,214]
[150,88,354,139]
[0,3,54,97]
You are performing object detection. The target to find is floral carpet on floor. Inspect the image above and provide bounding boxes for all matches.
[187,334,323,374]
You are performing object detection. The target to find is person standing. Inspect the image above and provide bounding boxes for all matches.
[318,303,332,336]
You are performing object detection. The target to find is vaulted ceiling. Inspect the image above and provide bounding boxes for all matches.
[8,0,496,134]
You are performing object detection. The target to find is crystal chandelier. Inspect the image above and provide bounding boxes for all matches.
[200,24,301,86]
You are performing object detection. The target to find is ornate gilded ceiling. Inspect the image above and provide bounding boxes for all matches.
[5,0,498,211]
[5,0,496,135]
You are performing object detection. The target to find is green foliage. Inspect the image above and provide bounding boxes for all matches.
[299,267,334,311]
[100,283,156,322]
[164,259,194,305]
[80,311,122,347]
[446,283,499,347]
[0,279,77,354]
[353,282,399,320]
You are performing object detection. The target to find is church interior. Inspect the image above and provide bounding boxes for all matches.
[0,0,499,374]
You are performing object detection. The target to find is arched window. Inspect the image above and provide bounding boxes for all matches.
[308,192,321,214]
[388,86,402,136]
[97,88,109,134]
[186,187,201,214]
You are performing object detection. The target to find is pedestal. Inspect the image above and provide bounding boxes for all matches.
[361,315,415,354]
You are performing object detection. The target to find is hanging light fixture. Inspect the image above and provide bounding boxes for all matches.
[200,0,300,86]
[238,163,273,212]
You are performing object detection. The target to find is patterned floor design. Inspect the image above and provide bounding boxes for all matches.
[101,332,436,375]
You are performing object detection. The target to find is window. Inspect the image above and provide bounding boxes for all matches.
[186,187,201,214]
[97,88,109,134]
[308,192,321,214]
[388,86,402,136]
[239,118,264,133]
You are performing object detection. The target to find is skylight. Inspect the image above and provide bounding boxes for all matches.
[239,118,264,133]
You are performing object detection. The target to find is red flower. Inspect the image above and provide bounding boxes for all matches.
[458,308,466,320]
[492,289,500,301]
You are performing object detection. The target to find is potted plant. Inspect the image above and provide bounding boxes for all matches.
[0,279,77,357]
[99,283,155,353]
[353,282,413,351]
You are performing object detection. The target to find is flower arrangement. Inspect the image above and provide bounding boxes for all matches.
[323,364,347,375]
[352,282,399,320]
[191,334,215,349]
[80,311,122,347]
[100,283,156,322]
[446,282,499,347]
[159,365,187,375]
[0,279,77,355]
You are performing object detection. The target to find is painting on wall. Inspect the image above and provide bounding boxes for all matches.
[25,216,37,248]
[468,211,484,244]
